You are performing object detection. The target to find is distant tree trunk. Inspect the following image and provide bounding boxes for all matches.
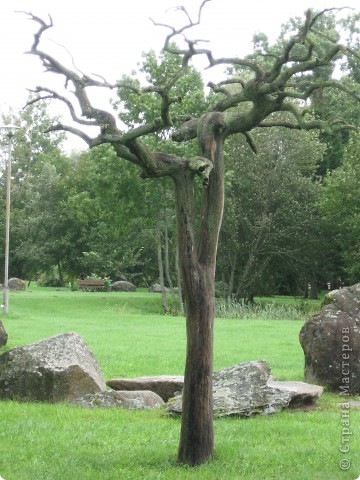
[227,250,238,298]
[309,279,319,300]
[235,214,269,302]
[163,207,177,314]
[57,261,64,286]
[156,215,169,314]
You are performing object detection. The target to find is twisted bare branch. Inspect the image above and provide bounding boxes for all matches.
[23,6,360,171]
[26,87,99,126]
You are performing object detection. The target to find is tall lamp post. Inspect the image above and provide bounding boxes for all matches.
[0,124,19,315]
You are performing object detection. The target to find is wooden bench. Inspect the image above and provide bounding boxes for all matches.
[78,279,105,291]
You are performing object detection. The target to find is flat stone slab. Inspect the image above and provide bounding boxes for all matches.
[267,380,323,409]
[106,375,184,401]
[166,361,324,417]
[71,390,164,409]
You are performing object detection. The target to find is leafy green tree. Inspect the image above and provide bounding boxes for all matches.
[249,11,360,176]
[67,144,160,283]
[310,75,360,175]
[26,6,360,466]
[217,126,326,301]
[0,101,67,282]
[13,160,66,282]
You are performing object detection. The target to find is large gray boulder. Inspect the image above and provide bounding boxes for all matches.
[0,321,8,347]
[167,360,323,417]
[0,332,105,402]
[8,278,26,291]
[110,281,136,292]
[299,283,360,394]
[72,390,164,409]
[107,375,184,402]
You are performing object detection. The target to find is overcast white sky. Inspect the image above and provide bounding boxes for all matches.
[0,0,358,150]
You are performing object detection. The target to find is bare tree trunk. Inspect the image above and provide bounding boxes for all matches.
[174,174,215,465]
[175,113,225,466]
[175,244,185,316]
[156,215,169,314]
[177,265,215,465]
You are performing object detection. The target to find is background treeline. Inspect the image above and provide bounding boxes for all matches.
[1,13,359,301]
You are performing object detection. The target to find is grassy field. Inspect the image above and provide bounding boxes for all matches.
[0,286,359,479]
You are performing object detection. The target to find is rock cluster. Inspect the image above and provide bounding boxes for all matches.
[0,334,324,414]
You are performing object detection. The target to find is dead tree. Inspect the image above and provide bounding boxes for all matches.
[24,3,360,466]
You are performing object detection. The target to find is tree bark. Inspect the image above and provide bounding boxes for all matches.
[178,267,215,465]
[175,244,185,316]
[174,173,214,465]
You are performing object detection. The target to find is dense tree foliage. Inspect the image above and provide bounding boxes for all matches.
[217,126,326,301]
[0,102,67,283]
[319,131,360,284]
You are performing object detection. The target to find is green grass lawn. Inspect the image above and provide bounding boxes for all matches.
[0,286,359,479]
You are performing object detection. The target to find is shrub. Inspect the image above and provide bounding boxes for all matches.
[37,270,64,287]
[215,298,319,320]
